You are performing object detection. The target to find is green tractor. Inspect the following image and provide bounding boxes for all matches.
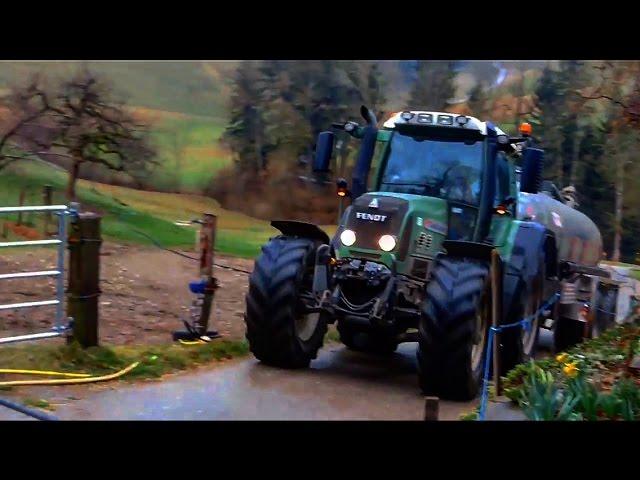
[244,106,609,400]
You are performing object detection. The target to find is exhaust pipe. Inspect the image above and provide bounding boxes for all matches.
[351,105,378,199]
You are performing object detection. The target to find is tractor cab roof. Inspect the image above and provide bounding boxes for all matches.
[383,111,507,137]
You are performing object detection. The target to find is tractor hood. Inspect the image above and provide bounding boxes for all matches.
[337,193,449,275]
[344,193,410,251]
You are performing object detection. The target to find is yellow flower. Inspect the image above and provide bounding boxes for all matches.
[563,362,579,378]
[556,353,569,364]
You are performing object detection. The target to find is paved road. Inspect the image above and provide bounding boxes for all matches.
[52,343,476,421]
[3,331,554,421]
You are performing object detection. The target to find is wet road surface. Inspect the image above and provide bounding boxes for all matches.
[3,331,553,421]
[53,342,476,420]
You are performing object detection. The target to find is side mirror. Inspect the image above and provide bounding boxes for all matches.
[520,147,544,194]
[313,131,335,173]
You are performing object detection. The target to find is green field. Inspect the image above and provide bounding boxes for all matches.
[0,161,271,257]
[0,61,237,119]
[0,161,336,259]
[0,61,236,194]
[144,113,232,192]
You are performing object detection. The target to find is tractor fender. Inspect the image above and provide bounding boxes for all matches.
[502,221,558,323]
[270,220,331,245]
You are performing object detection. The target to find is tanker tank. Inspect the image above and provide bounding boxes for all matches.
[516,192,603,267]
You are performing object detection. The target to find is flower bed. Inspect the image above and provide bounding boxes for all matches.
[502,321,640,420]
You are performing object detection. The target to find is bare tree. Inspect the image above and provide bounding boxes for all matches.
[579,61,640,261]
[0,77,61,170]
[0,71,156,200]
[49,71,156,200]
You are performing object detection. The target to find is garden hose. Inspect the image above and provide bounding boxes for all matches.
[0,361,139,387]
[0,369,91,378]
[178,338,210,346]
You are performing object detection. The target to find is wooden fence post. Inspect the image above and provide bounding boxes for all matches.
[66,211,102,347]
[195,213,219,337]
[424,397,439,421]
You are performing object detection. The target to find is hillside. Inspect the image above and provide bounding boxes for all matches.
[0,61,238,119]
[0,160,336,258]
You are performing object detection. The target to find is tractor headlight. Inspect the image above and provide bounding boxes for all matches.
[378,234,396,252]
[340,229,356,247]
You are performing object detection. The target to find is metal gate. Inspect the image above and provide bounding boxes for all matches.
[0,205,72,345]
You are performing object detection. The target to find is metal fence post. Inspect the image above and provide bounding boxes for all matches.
[491,249,503,397]
[54,210,67,331]
[67,211,102,347]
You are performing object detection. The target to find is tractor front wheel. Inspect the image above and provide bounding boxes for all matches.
[418,256,491,400]
[245,236,327,368]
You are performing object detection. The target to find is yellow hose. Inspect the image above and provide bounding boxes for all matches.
[178,339,206,345]
[0,369,91,378]
[0,362,139,387]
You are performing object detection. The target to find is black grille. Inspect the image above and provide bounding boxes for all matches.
[410,258,430,279]
[345,194,409,250]
[417,232,433,250]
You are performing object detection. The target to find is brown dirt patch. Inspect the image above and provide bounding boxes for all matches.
[0,242,253,345]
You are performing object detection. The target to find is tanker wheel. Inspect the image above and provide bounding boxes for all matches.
[245,236,327,368]
[500,271,544,376]
[337,323,398,355]
[417,256,490,401]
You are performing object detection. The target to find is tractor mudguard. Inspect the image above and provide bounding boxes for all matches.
[271,220,331,245]
[502,221,558,323]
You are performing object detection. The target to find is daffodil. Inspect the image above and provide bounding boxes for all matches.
[563,362,579,378]
[556,353,569,364]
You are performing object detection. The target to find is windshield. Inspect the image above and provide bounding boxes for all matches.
[379,131,485,205]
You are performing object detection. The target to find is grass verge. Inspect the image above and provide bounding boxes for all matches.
[0,339,250,389]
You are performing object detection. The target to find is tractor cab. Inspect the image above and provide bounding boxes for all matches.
[244,104,605,402]
[317,108,533,278]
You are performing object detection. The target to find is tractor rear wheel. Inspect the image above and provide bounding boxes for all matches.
[245,236,327,368]
[500,270,544,376]
[337,323,398,355]
[418,256,491,400]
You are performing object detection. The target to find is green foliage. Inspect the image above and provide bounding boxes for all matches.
[222,60,392,176]
[22,398,54,410]
[518,365,582,421]
[459,407,479,421]
[504,322,640,421]
[612,378,640,420]
[566,375,601,421]
[467,82,489,118]
[408,61,456,111]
